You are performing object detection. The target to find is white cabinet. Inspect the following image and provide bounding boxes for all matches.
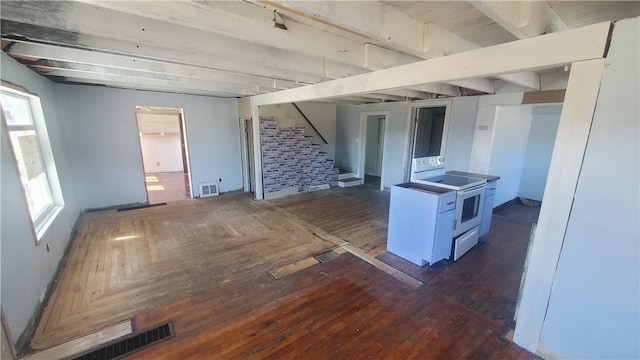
[387,183,456,266]
[479,181,497,237]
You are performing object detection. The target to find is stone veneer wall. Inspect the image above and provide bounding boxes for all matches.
[260,117,338,195]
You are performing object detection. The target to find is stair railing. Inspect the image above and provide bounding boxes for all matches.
[292,103,328,144]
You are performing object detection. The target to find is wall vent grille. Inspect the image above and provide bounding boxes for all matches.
[200,182,219,197]
[308,184,330,192]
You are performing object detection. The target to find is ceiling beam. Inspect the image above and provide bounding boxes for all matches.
[7,41,301,91]
[46,68,263,96]
[249,22,611,106]
[65,1,465,96]
[260,0,425,58]
[0,1,365,81]
[30,62,276,96]
[264,1,540,90]
[469,0,568,39]
[77,0,365,69]
[1,20,327,85]
[59,76,240,98]
[363,43,494,93]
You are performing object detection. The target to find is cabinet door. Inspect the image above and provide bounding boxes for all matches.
[432,209,455,264]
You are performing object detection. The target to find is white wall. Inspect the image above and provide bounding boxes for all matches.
[336,101,409,189]
[518,106,561,201]
[537,17,639,359]
[1,53,80,344]
[139,135,184,173]
[487,105,533,206]
[444,96,479,172]
[468,93,524,175]
[55,85,241,209]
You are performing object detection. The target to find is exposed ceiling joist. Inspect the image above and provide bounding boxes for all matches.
[60,76,241,98]
[7,41,301,91]
[50,69,264,96]
[469,0,568,39]
[249,22,611,106]
[1,20,326,85]
[0,2,366,81]
[263,1,540,91]
[76,0,366,68]
[2,1,625,102]
[42,1,469,96]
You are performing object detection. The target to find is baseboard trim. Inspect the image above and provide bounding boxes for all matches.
[493,198,518,213]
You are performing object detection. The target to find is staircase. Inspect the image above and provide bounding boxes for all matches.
[260,117,338,199]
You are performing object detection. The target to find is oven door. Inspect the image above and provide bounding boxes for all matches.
[454,185,486,237]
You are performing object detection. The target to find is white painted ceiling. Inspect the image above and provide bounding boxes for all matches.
[1,1,638,104]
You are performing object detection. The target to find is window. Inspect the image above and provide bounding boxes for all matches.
[413,106,447,158]
[1,85,64,241]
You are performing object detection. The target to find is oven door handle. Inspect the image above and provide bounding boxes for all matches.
[457,185,487,196]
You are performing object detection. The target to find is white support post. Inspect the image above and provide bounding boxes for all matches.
[250,105,264,200]
[513,58,607,351]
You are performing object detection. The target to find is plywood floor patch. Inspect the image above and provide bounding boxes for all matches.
[269,257,320,279]
[22,320,132,360]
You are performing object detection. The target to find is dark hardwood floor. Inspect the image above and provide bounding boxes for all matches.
[273,187,540,335]
[379,205,539,332]
[25,185,540,359]
[130,253,537,359]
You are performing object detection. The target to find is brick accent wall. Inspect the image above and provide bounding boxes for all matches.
[260,117,338,195]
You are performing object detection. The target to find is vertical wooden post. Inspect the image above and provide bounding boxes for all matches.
[513,58,606,351]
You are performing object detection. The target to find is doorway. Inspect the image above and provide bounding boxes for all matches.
[364,115,385,189]
[135,106,192,204]
[358,111,388,190]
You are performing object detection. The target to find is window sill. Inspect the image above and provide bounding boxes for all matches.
[35,205,64,242]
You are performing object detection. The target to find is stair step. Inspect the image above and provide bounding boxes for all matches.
[338,171,357,180]
[338,177,363,188]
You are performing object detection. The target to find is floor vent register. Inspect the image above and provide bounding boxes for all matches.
[73,323,174,360]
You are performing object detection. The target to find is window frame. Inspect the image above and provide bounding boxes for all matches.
[403,99,452,180]
[1,83,64,244]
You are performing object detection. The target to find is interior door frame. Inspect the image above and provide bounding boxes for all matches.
[134,106,193,202]
[239,118,255,192]
[358,111,389,190]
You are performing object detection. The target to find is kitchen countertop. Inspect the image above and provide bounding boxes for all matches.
[445,171,500,182]
[395,182,456,195]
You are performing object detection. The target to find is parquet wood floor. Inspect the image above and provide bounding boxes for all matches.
[26,186,539,359]
[269,185,390,253]
[28,192,335,351]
